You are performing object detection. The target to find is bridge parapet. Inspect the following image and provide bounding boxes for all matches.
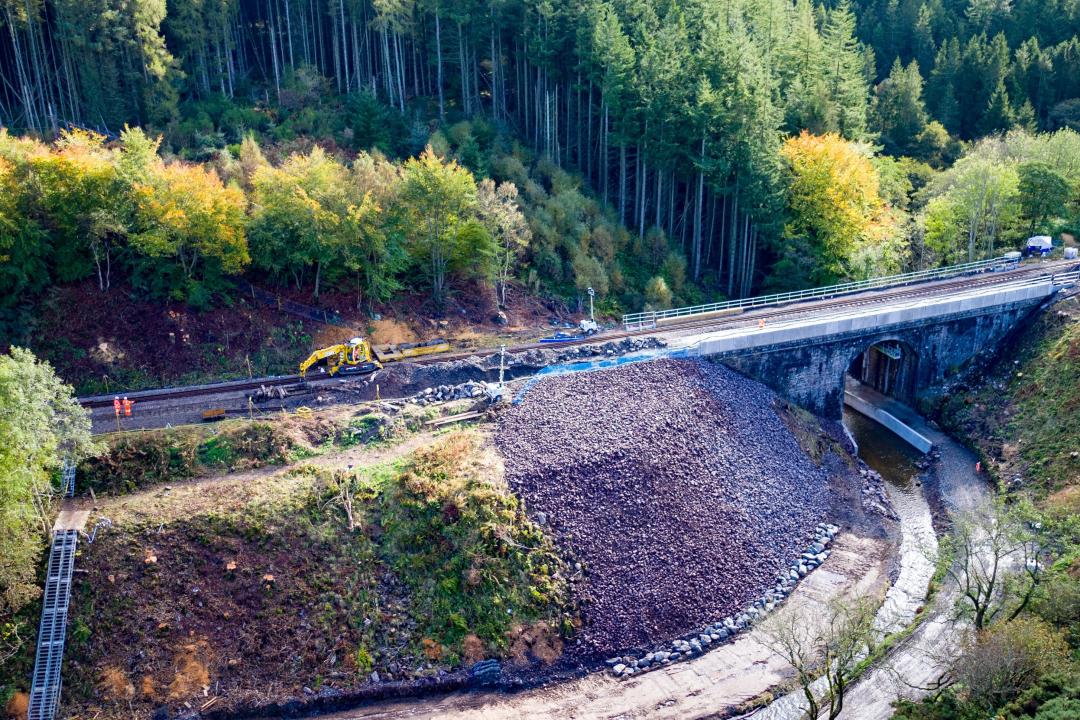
[682,275,1072,419]
[622,255,1024,331]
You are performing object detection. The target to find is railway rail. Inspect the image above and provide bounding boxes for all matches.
[78,259,1076,411]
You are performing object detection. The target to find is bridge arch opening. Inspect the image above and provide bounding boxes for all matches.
[845,339,919,405]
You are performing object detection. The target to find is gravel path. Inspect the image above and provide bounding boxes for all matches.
[496,359,832,659]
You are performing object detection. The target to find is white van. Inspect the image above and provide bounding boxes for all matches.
[1026,236,1053,256]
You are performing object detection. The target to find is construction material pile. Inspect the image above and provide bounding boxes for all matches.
[409,380,490,405]
[334,336,669,403]
[496,358,832,658]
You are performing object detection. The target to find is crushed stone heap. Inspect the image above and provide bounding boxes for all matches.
[496,358,832,657]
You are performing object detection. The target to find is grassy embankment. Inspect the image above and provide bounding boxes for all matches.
[5,404,571,719]
[936,294,1080,508]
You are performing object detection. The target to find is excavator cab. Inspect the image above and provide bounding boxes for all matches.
[299,337,382,379]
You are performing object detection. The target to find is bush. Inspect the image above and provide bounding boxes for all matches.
[80,422,291,494]
[954,616,1072,712]
[79,428,199,494]
[644,275,673,310]
[377,432,568,658]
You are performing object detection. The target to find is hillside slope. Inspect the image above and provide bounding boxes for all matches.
[937,290,1080,506]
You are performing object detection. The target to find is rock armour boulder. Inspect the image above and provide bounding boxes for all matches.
[496,359,831,658]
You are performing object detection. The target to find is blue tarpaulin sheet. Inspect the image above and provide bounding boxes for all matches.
[512,346,693,404]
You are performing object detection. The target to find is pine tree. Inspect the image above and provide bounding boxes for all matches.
[822,0,872,140]
[875,58,930,156]
[928,38,963,133]
[913,3,937,72]
[980,79,1015,134]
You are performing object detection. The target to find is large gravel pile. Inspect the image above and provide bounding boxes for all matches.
[496,358,832,658]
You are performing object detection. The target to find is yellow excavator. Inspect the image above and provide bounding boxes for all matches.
[299,337,451,379]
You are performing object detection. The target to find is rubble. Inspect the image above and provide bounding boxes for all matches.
[409,380,489,405]
[393,337,668,406]
[861,467,901,520]
[601,524,839,677]
[496,358,834,661]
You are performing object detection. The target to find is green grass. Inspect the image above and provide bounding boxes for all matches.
[376,432,569,660]
[60,431,570,717]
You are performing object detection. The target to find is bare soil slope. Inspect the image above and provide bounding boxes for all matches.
[496,359,834,659]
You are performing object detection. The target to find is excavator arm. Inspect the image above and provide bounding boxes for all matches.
[299,345,344,378]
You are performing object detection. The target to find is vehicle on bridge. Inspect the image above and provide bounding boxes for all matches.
[299,337,450,378]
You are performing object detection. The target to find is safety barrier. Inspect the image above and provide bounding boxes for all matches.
[622,256,1022,331]
[1051,270,1080,286]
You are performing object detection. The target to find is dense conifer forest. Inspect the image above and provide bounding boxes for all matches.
[0,0,1078,331]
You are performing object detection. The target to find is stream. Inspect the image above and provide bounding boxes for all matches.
[754,408,942,720]
[844,408,939,636]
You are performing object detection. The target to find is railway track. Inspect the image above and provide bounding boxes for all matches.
[78,260,1075,411]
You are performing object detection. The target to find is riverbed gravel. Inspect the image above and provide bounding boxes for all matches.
[496,358,832,658]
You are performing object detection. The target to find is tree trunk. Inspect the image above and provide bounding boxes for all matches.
[284,0,295,70]
[587,82,593,183]
[693,136,706,281]
[619,143,627,224]
[602,101,609,205]
[269,6,282,102]
[457,22,469,115]
[728,179,739,296]
[339,0,350,91]
[655,167,662,231]
[435,12,445,121]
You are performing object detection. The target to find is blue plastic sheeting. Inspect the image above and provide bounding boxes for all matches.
[512,346,692,404]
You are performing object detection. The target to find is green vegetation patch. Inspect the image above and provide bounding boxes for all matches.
[937,301,1080,494]
[79,421,296,494]
[378,432,570,661]
[61,431,570,718]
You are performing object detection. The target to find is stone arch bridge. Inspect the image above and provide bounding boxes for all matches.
[680,273,1075,420]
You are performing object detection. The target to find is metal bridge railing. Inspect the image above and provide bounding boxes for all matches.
[622,256,1021,331]
[1051,270,1080,286]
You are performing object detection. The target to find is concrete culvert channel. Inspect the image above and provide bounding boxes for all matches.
[496,358,869,665]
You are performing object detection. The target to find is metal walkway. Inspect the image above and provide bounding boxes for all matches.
[27,529,79,720]
[61,460,75,498]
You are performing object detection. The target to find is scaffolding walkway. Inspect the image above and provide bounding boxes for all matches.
[61,460,75,498]
[27,528,79,720]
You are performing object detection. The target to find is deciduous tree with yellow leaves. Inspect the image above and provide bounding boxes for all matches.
[767,132,903,290]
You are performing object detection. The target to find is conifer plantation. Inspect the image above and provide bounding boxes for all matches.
[0,1,1078,332]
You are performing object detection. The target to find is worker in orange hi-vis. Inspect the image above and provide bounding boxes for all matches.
[113,397,121,416]
[123,396,133,417]
[758,318,765,329]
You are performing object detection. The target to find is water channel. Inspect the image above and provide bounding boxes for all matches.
[843,407,922,486]
[843,403,938,636]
